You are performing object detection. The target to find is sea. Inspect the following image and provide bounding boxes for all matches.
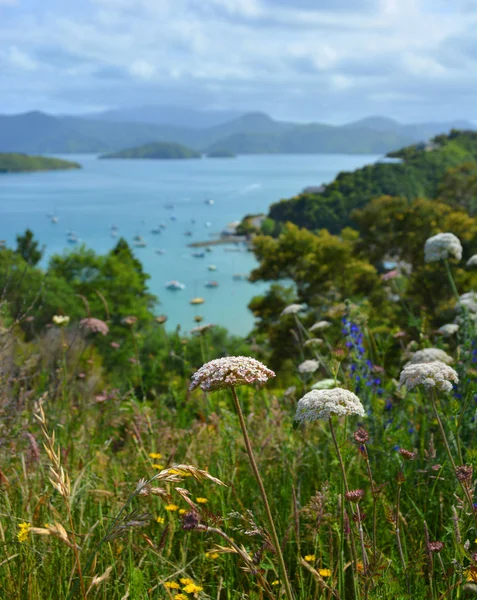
[0,153,380,335]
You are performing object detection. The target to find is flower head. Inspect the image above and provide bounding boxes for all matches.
[52,315,70,326]
[406,348,453,366]
[312,378,340,390]
[298,359,319,374]
[456,465,473,483]
[190,324,214,335]
[309,320,331,332]
[17,521,31,542]
[437,323,459,337]
[122,316,138,326]
[467,255,477,268]
[190,356,275,392]
[319,568,331,578]
[156,315,167,324]
[428,541,444,553]
[281,304,305,316]
[424,232,463,263]
[304,554,316,562]
[304,337,323,347]
[399,361,458,393]
[80,317,109,336]
[295,388,365,422]
[399,448,416,460]
[458,292,477,314]
[354,428,369,444]
[183,583,203,593]
[345,489,365,503]
[164,581,181,589]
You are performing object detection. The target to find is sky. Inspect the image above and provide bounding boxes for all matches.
[1,0,476,123]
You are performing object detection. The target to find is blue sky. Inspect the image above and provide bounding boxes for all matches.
[1,0,476,123]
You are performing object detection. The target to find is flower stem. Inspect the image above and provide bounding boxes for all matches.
[395,482,409,594]
[362,446,377,561]
[230,387,295,600]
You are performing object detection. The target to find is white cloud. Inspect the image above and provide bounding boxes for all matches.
[5,46,37,70]
[129,59,156,79]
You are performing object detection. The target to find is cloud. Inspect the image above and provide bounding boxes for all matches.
[0,0,475,122]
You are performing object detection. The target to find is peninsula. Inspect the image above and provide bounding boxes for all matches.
[0,153,81,173]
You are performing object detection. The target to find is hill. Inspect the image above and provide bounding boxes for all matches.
[0,152,80,173]
[265,129,477,234]
[207,149,236,158]
[100,141,201,159]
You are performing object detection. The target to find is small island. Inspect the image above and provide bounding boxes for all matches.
[100,141,201,160]
[207,149,236,158]
[0,153,81,174]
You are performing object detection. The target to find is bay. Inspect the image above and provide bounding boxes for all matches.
[0,153,380,335]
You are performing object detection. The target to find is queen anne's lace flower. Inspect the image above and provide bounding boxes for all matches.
[399,361,458,393]
[406,348,453,366]
[295,388,365,422]
[190,324,214,335]
[281,304,305,316]
[424,233,463,263]
[309,320,331,332]
[298,359,319,374]
[52,315,70,326]
[80,318,109,335]
[190,356,275,392]
[458,292,477,313]
[467,255,477,268]
[437,323,459,337]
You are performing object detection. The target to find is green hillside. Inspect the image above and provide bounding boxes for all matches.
[0,153,80,173]
[100,141,201,159]
[266,130,477,233]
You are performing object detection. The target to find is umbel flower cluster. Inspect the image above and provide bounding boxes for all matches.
[424,232,463,263]
[399,361,459,393]
[406,348,453,366]
[295,388,365,422]
[190,356,275,392]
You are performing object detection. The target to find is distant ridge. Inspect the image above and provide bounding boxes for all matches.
[0,108,474,155]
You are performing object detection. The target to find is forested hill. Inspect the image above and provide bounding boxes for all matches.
[267,130,477,234]
[0,153,80,173]
[100,141,201,159]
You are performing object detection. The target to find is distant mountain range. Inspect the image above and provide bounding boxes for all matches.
[0,107,475,155]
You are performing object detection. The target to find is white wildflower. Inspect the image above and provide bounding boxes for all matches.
[281,304,305,316]
[437,323,459,337]
[309,321,332,332]
[467,255,477,268]
[298,359,320,374]
[190,324,214,335]
[52,315,70,326]
[311,378,340,390]
[304,338,323,347]
[399,361,458,393]
[406,348,453,366]
[190,356,275,392]
[295,388,365,422]
[458,292,477,313]
[424,233,462,263]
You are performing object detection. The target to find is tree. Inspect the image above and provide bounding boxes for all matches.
[15,229,44,266]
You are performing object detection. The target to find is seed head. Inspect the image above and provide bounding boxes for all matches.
[345,489,365,503]
[456,465,473,483]
[80,318,109,335]
[428,541,444,553]
[190,356,275,392]
[181,511,201,531]
[399,448,416,460]
[156,315,168,324]
[354,428,369,444]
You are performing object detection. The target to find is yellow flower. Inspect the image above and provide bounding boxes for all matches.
[164,581,181,589]
[17,522,31,543]
[183,583,203,593]
[165,504,179,512]
[304,554,316,562]
[272,580,280,586]
[180,578,194,585]
[156,516,165,524]
[196,497,208,504]
[149,452,162,459]
[174,595,188,600]
[205,552,219,559]
[52,315,70,326]
[319,568,332,578]
[179,509,187,515]
[466,567,477,582]
[152,463,164,470]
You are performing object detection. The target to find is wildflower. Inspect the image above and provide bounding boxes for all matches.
[52,315,70,326]
[196,497,208,504]
[149,452,162,459]
[406,348,453,366]
[156,516,165,524]
[304,337,323,347]
[354,428,369,444]
[319,569,332,577]
[164,581,181,589]
[17,521,31,542]
[110,341,120,349]
[183,583,203,593]
[180,578,194,585]
[272,580,280,586]
[437,323,459,337]
[190,324,214,335]
[456,465,473,483]
[467,255,477,268]
[381,269,399,281]
[304,554,316,562]
[424,232,463,263]
[399,361,459,393]
[295,388,365,422]
[312,378,340,390]
[309,320,331,332]
[193,315,203,323]
[165,504,179,511]
[281,304,305,316]
[182,511,200,530]
[458,292,477,313]
[156,315,167,324]
[152,464,164,469]
[428,541,444,553]
[174,595,188,600]
[179,509,187,515]
[80,317,109,335]
[399,449,416,460]
[298,359,320,374]
[122,315,138,326]
[190,356,275,392]
[345,489,365,503]
[205,552,219,559]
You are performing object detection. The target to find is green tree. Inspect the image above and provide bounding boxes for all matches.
[15,229,44,266]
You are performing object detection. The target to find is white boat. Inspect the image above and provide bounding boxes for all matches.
[165,280,185,290]
[151,227,161,234]
[133,235,147,247]
[205,199,214,205]
[205,280,219,288]
[204,221,211,228]
[192,251,205,258]
[51,215,59,224]
[208,265,217,271]
[67,231,78,244]
[159,222,167,229]
[155,249,166,255]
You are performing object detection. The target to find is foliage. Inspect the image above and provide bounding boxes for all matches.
[437,161,477,215]
[0,152,80,173]
[15,228,44,266]
[100,142,201,159]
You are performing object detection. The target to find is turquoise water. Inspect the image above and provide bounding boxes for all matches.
[0,154,379,334]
